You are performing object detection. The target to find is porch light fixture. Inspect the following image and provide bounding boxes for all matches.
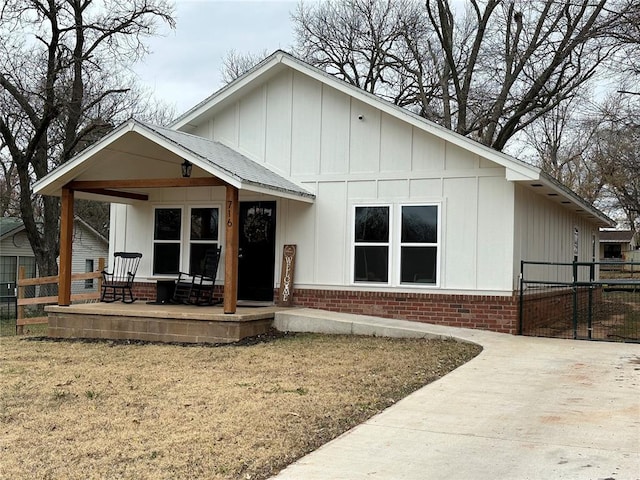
[181,160,192,178]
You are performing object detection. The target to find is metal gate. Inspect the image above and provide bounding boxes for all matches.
[1,282,17,335]
[519,261,640,343]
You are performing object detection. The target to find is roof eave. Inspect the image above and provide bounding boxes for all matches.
[241,181,315,203]
[34,121,138,196]
[171,50,543,181]
[538,172,615,227]
[171,51,289,130]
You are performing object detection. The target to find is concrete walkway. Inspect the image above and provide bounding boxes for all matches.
[272,308,640,480]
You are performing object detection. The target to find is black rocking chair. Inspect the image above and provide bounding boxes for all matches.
[173,246,222,305]
[101,252,142,303]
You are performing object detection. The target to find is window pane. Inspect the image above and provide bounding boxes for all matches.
[18,257,36,277]
[154,209,181,240]
[354,246,388,282]
[189,244,219,276]
[85,259,94,289]
[402,206,437,243]
[153,244,180,274]
[355,207,389,243]
[191,208,218,240]
[401,246,437,284]
[0,256,17,284]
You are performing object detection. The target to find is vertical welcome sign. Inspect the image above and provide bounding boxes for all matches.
[278,245,296,306]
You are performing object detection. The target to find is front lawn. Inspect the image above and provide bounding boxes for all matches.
[0,332,480,479]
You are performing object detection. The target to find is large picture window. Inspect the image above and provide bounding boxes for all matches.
[352,203,439,286]
[400,205,438,284]
[354,206,390,283]
[152,206,220,276]
[153,208,182,274]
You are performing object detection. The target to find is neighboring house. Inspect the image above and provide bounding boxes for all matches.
[599,229,638,260]
[33,50,613,334]
[0,217,108,295]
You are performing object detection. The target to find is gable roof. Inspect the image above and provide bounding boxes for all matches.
[599,230,635,243]
[141,123,314,200]
[172,50,613,227]
[0,217,108,246]
[0,217,24,239]
[34,120,315,203]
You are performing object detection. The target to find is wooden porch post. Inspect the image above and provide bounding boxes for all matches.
[224,185,239,314]
[59,187,74,306]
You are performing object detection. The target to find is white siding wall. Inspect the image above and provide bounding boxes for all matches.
[111,188,231,279]
[120,68,599,294]
[184,70,515,293]
[70,223,108,294]
[513,185,600,285]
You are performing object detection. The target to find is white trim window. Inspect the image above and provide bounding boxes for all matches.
[188,207,220,276]
[153,207,183,275]
[85,259,94,289]
[352,203,440,286]
[152,206,221,276]
[399,205,439,285]
[353,205,391,283]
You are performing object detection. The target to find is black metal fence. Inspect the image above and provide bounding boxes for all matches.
[520,261,640,343]
[1,282,17,335]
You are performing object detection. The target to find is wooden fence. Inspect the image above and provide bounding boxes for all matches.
[16,258,105,334]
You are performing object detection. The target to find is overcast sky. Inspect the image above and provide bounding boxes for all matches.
[132,0,297,116]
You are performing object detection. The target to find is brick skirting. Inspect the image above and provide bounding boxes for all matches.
[287,288,519,334]
[131,282,519,334]
[131,283,223,304]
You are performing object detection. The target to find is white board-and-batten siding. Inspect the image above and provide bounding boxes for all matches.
[111,67,600,295]
[180,69,517,294]
[513,185,599,285]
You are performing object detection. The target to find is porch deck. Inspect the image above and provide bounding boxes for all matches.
[45,302,286,344]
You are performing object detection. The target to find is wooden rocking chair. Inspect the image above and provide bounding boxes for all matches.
[101,252,142,303]
[172,246,222,305]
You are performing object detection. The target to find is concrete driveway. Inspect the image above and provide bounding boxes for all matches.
[272,309,640,480]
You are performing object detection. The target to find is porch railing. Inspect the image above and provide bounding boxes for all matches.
[16,258,105,334]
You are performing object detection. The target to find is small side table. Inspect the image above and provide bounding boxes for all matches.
[145,278,176,304]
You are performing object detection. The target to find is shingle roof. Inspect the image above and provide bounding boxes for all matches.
[139,122,314,200]
[170,50,612,227]
[0,218,24,238]
[600,230,635,243]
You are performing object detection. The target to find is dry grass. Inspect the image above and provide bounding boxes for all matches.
[0,332,480,480]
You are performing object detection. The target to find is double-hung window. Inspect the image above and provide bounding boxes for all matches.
[354,206,390,283]
[352,204,439,286]
[400,205,438,284]
[153,208,182,275]
[153,206,220,276]
[188,207,219,276]
[85,259,94,289]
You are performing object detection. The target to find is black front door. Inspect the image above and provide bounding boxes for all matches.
[238,201,277,301]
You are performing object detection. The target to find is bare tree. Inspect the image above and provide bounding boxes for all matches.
[0,0,174,277]
[592,96,640,232]
[220,49,269,84]
[292,0,640,151]
[293,0,434,110]
[418,0,639,150]
[524,98,606,205]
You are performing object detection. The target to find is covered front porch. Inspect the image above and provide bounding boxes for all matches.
[46,302,287,344]
[33,120,314,336]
